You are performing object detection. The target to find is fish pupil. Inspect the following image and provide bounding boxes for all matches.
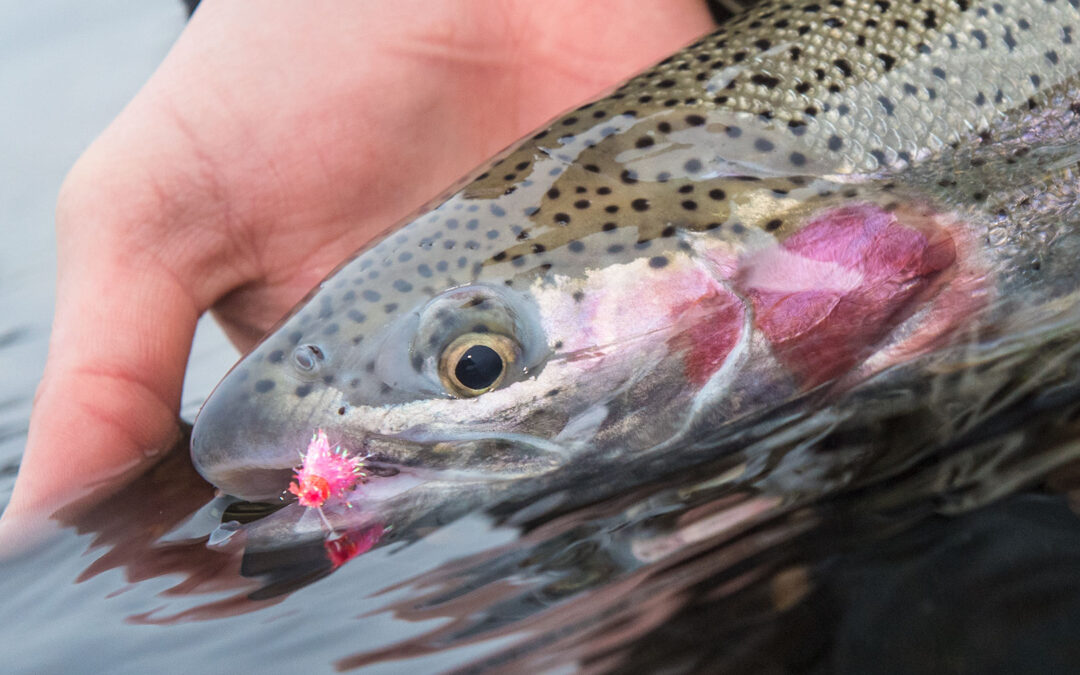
[455,345,503,390]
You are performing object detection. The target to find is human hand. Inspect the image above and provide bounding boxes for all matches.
[2,0,713,527]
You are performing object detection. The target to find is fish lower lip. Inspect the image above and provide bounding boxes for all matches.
[330,470,427,508]
[363,463,400,478]
[208,466,295,501]
[359,460,493,485]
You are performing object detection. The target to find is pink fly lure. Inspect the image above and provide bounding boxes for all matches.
[287,429,365,508]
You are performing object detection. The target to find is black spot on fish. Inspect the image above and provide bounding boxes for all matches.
[1004,28,1017,50]
[751,73,781,88]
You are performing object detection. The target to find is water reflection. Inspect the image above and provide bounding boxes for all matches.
[60,426,275,624]
[44,313,1080,670]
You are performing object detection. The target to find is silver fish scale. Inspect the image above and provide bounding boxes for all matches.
[616,0,1080,172]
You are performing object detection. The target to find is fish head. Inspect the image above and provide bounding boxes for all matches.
[189,195,759,501]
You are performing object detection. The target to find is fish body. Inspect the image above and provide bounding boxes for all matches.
[192,0,1080,510]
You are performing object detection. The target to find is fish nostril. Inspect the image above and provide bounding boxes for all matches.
[292,344,324,373]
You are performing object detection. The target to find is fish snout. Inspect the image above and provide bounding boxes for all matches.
[190,372,308,501]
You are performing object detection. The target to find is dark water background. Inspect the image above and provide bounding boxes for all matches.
[4,3,1080,673]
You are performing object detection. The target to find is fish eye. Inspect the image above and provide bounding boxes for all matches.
[438,333,518,397]
[292,344,324,373]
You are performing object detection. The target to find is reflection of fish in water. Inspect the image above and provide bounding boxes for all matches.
[191,0,1080,551]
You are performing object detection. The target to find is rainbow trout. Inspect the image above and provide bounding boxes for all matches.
[192,0,1080,522]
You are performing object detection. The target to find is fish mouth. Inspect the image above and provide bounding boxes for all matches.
[198,464,296,502]
[191,394,565,500]
[189,426,415,502]
[189,408,298,501]
[190,365,566,501]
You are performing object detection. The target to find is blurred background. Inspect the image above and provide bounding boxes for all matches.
[0,0,237,511]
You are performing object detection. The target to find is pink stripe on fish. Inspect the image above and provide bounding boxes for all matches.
[670,285,744,386]
[739,203,956,386]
